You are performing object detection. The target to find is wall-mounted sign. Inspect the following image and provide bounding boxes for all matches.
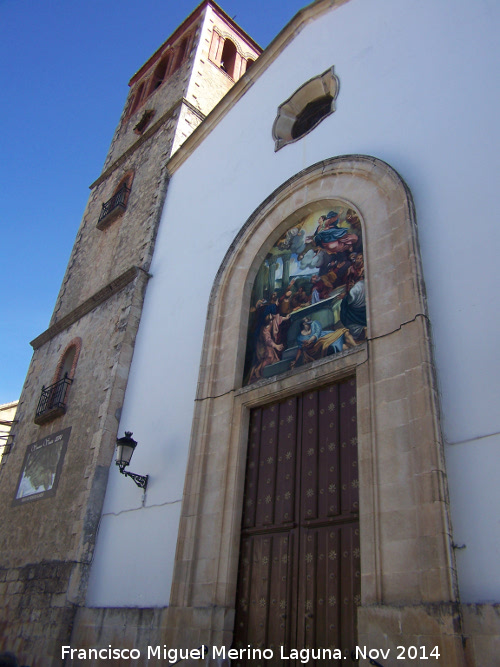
[12,427,71,504]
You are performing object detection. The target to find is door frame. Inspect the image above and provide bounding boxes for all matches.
[167,156,460,657]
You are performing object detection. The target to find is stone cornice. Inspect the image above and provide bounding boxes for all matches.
[30,266,151,350]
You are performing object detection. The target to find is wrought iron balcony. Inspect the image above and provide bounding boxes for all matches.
[97,184,130,229]
[34,376,73,425]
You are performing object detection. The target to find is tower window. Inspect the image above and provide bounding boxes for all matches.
[134,109,155,135]
[97,172,134,230]
[171,35,191,75]
[34,339,81,425]
[129,82,146,117]
[220,38,237,79]
[150,54,171,93]
[178,37,189,63]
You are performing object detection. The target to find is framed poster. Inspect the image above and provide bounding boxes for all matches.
[12,427,71,504]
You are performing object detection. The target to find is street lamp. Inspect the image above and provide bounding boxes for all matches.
[115,431,148,489]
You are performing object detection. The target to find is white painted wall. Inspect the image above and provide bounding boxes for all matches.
[86,0,500,606]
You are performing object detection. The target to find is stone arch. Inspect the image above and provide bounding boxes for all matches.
[113,170,134,201]
[220,38,238,78]
[51,337,82,384]
[170,156,463,659]
[244,57,255,73]
[149,51,172,94]
[128,81,146,117]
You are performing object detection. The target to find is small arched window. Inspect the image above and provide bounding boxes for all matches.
[35,338,82,425]
[60,347,76,380]
[53,339,81,384]
[245,58,255,73]
[129,82,146,117]
[150,54,171,93]
[178,36,189,63]
[220,39,238,79]
[171,35,190,75]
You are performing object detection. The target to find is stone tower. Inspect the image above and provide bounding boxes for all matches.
[0,2,260,662]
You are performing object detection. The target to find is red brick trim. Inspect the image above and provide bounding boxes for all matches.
[115,170,135,205]
[51,337,82,384]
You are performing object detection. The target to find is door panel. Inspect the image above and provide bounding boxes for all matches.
[235,532,296,653]
[296,523,360,661]
[242,399,299,532]
[234,379,359,665]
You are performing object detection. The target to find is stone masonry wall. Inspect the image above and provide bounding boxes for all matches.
[50,121,173,325]
[0,561,76,666]
[49,3,258,327]
[102,17,203,171]
[462,604,500,667]
[185,5,260,117]
[171,103,205,156]
[68,607,168,667]
[0,270,149,663]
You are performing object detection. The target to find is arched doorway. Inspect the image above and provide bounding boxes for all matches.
[169,156,462,662]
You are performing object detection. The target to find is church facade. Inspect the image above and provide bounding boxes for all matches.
[1,1,499,665]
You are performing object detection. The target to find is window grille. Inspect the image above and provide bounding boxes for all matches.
[98,184,131,223]
[34,376,73,424]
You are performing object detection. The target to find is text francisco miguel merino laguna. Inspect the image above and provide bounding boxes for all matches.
[61,644,411,662]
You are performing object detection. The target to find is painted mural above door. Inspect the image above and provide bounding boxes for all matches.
[244,203,366,385]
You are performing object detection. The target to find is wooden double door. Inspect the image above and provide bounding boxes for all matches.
[233,379,360,665]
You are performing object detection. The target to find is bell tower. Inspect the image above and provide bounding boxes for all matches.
[0,2,260,663]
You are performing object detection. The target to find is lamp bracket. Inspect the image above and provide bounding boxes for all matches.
[118,464,148,489]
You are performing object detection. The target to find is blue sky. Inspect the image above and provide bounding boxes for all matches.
[0,0,308,405]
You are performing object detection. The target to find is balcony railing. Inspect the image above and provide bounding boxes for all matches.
[34,376,73,425]
[97,184,130,228]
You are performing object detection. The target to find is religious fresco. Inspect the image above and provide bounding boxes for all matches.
[243,204,366,385]
[13,427,71,504]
